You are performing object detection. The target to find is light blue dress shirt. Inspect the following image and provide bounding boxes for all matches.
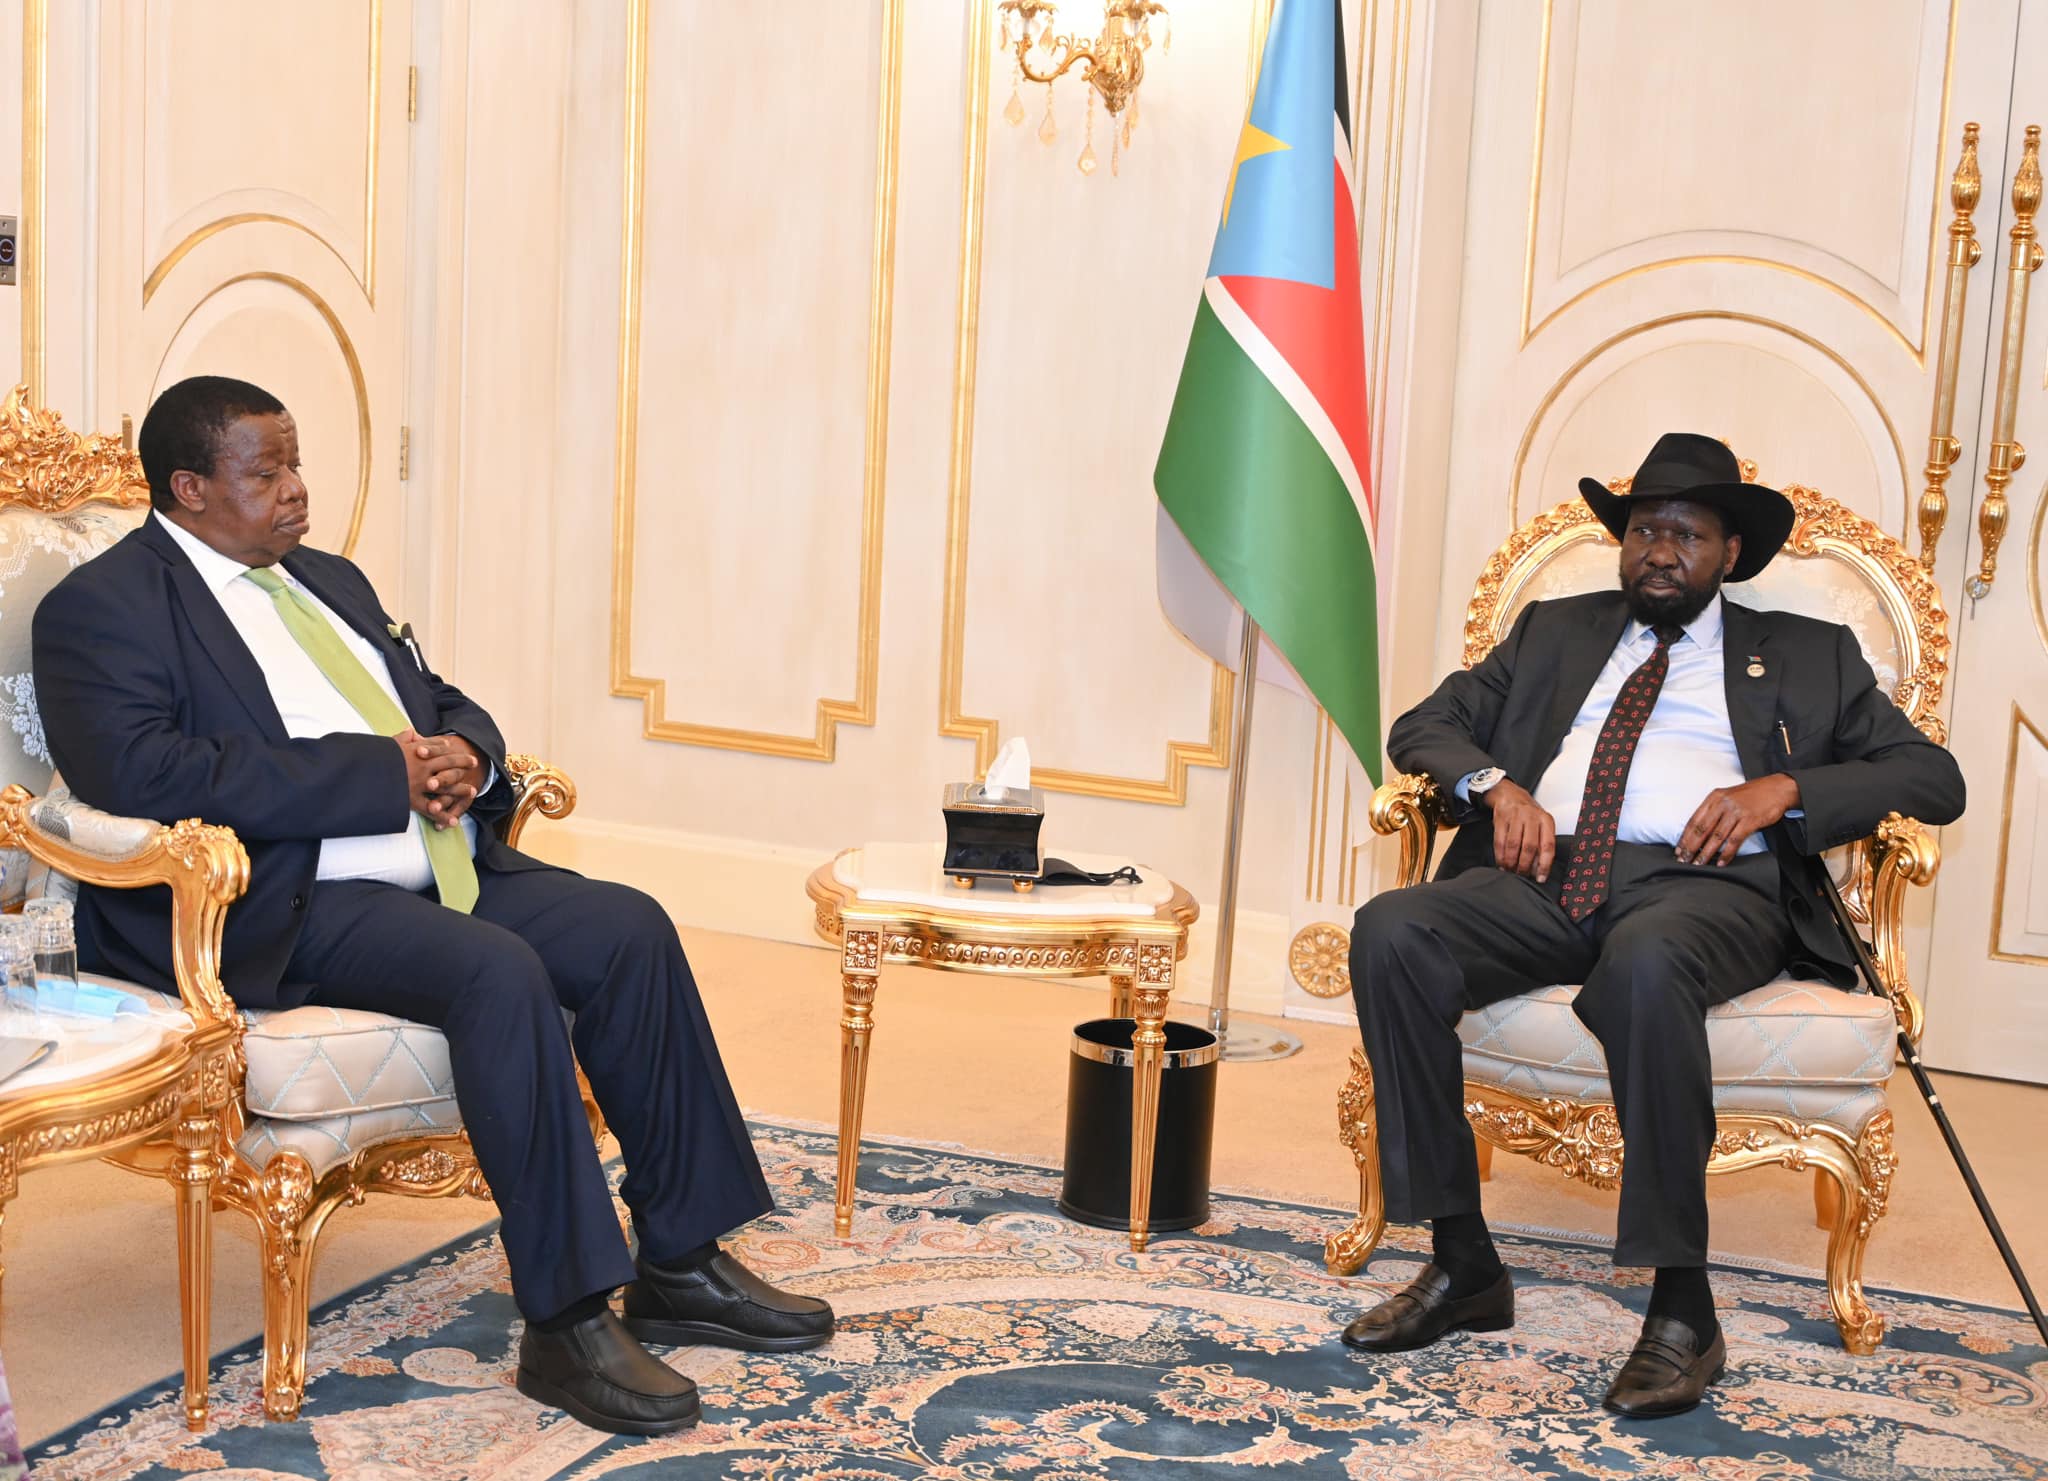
[1459,594,1773,856]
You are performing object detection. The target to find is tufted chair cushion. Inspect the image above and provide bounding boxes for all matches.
[1459,976,1897,1131]
[112,980,467,1179]
[0,505,146,902]
[240,1004,458,1122]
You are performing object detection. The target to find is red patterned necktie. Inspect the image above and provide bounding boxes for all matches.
[1556,623,1684,922]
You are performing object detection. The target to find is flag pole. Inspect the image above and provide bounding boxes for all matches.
[1208,614,1304,1062]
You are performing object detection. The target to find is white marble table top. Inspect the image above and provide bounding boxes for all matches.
[830,843,1179,919]
[0,973,190,1097]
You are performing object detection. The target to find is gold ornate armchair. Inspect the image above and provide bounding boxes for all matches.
[1325,467,1948,1355]
[1,389,596,1423]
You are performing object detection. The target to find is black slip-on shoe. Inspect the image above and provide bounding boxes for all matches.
[515,1308,700,1436]
[1602,1315,1728,1419]
[622,1247,835,1353]
[1341,1264,1514,1352]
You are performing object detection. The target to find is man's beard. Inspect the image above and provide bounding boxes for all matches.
[1621,569,1722,628]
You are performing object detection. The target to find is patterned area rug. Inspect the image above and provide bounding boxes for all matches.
[28,1117,2048,1479]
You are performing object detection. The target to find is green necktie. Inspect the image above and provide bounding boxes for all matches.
[242,566,480,913]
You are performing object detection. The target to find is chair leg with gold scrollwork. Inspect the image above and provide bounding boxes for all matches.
[1324,1048,1388,1276]
[1819,1111,1897,1355]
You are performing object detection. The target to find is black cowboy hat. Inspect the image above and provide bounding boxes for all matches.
[1578,432,1796,583]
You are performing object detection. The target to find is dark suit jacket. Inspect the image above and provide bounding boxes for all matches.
[1387,590,1966,987]
[30,516,548,1006]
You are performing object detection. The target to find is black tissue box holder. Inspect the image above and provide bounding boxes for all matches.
[941,780,1046,891]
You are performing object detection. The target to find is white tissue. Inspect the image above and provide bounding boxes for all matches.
[983,737,1032,801]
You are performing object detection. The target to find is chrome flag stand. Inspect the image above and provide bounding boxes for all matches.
[1207,615,1304,1062]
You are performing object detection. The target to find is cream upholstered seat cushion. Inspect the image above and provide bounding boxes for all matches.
[1459,977,1896,1130]
[236,1099,465,1179]
[240,1004,457,1122]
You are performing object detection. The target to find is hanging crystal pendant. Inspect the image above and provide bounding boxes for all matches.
[1110,127,1120,176]
[1005,86,1026,127]
[1078,86,1097,175]
[1079,143,1098,176]
[1038,98,1058,146]
[1129,93,1140,130]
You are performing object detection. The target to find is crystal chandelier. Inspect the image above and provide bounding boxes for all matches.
[998,0,1171,177]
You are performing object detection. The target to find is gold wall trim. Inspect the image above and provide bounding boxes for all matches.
[158,272,372,558]
[21,0,47,404]
[609,0,902,761]
[144,215,369,307]
[1989,703,2048,965]
[938,0,1232,805]
[140,0,383,307]
[1508,310,1910,532]
[1516,0,1956,365]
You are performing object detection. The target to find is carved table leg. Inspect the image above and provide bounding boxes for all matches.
[171,1109,217,1431]
[835,928,881,1239]
[1126,942,1177,1252]
[1107,968,1135,1020]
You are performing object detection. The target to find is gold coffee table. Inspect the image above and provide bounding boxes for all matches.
[807,844,1198,1251]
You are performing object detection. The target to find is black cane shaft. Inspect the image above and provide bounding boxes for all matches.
[1817,874,2048,1345]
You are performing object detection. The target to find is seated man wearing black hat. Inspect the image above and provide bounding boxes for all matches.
[1341,433,1965,1417]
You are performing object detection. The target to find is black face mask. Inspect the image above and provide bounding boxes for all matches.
[1037,857,1142,888]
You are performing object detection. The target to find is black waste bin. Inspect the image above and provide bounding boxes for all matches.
[1058,1017,1219,1233]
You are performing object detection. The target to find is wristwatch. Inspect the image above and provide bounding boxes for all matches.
[1466,766,1508,797]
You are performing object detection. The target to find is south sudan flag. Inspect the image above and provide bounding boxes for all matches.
[1154,0,1380,781]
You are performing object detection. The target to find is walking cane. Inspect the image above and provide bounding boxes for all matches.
[1817,870,2048,1346]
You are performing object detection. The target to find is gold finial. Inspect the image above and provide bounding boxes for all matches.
[1953,121,1981,219]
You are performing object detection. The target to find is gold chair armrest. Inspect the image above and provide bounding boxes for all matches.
[500,753,578,850]
[1867,812,1939,1046]
[1368,772,1447,889]
[0,784,247,1028]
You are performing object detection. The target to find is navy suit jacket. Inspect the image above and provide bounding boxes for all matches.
[30,516,547,1007]
[1386,590,1966,987]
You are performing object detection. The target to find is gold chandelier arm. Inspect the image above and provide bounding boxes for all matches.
[1965,124,2043,601]
[0,783,248,1027]
[1916,123,1981,569]
[1016,38,1095,88]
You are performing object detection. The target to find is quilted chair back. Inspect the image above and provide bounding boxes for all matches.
[0,387,151,902]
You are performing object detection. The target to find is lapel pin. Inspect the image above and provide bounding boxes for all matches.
[1746,656,1766,678]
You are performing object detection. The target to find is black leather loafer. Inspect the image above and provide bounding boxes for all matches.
[515,1308,700,1436]
[1603,1316,1727,1418]
[1341,1264,1514,1352]
[622,1247,835,1353]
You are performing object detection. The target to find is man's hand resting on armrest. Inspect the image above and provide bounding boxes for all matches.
[1480,780,1558,883]
[1676,774,1800,867]
[398,728,486,830]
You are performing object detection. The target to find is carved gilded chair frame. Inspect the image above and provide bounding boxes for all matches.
[1326,475,1949,1355]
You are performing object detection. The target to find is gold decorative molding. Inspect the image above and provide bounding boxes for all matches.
[1964,124,2043,602]
[1516,0,1957,365]
[2028,479,2047,655]
[941,0,1231,805]
[1989,704,2048,966]
[21,0,47,404]
[609,0,901,760]
[1508,312,1910,537]
[140,0,384,306]
[0,385,152,511]
[1287,922,1350,998]
[156,272,373,558]
[501,751,577,849]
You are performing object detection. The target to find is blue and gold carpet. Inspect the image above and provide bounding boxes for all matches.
[29,1117,2048,1478]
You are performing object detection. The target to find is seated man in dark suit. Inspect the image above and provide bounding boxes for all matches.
[32,375,832,1437]
[1344,433,1964,1417]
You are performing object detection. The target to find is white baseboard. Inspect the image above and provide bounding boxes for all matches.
[525,817,1292,1016]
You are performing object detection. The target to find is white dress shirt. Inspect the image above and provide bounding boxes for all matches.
[153,512,481,886]
[1529,593,1767,857]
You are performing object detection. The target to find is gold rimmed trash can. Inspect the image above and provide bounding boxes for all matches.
[1059,1017,1219,1234]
